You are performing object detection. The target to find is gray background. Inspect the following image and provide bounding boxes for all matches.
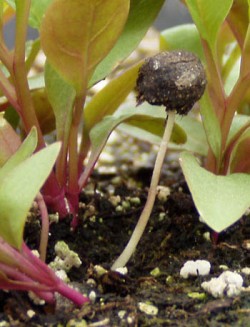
[154,0,192,30]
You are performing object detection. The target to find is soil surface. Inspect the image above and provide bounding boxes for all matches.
[0,137,249,327]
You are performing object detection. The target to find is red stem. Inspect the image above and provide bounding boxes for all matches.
[36,193,49,262]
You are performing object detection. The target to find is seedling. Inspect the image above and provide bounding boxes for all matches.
[112,50,206,269]
[0,1,166,304]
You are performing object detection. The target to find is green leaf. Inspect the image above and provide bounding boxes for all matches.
[185,0,233,53]
[40,0,130,92]
[229,127,250,173]
[119,111,207,155]
[45,62,75,142]
[31,89,55,134]
[0,142,61,249]
[28,0,53,29]
[180,151,250,232]
[84,61,142,136]
[227,114,250,145]
[170,115,208,155]
[0,127,37,181]
[226,0,249,48]
[6,0,53,28]
[79,107,185,188]
[160,24,204,61]
[0,113,21,167]
[200,91,221,158]
[90,0,165,86]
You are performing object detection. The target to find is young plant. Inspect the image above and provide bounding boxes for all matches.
[0,0,166,223]
[0,0,169,303]
[0,121,88,305]
[112,50,206,269]
[157,0,250,235]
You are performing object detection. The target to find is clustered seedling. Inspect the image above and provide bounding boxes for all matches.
[0,0,165,305]
[1,0,250,307]
[112,50,206,269]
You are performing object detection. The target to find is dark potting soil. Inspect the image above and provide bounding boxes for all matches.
[0,153,249,326]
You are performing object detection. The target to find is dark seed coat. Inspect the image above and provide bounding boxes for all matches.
[136,50,207,115]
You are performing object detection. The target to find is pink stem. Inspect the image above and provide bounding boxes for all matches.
[36,192,49,262]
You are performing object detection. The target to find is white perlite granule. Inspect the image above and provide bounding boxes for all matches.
[180,260,211,279]
[201,271,243,298]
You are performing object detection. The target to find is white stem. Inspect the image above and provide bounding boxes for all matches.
[111,111,176,269]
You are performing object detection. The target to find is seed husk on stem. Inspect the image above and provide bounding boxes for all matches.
[112,51,206,269]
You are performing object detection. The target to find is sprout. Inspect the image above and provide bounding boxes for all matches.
[112,51,206,270]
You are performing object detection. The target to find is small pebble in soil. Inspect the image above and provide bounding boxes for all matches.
[219,264,229,271]
[187,292,206,300]
[118,310,127,319]
[201,271,243,298]
[138,302,158,316]
[89,290,97,303]
[157,185,171,202]
[180,260,211,278]
[241,267,250,275]
[27,309,36,318]
[93,265,108,277]
[28,291,45,305]
[66,319,88,327]
[203,232,211,242]
[242,239,250,250]
[114,266,128,275]
[150,267,161,277]
[49,212,59,223]
[129,196,141,205]
[109,195,121,206]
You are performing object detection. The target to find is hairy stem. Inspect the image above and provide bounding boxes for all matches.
[111,111,175,269]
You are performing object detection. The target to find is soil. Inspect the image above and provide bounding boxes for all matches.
[0,138,249,327]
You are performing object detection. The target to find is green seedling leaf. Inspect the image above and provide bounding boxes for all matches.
[90,0,165,86]
[226,0,249,48]
[227,114,250,145]
[84,62,142,136]
[119,113,207,155]
[32,89,55,134]
[229,127,250,173]
[25,39,41,73]
[45,62,75,141]
[79,107,185,188]
[0,128,37,181]
[28,0,53,29]
[0,114,21,167]
[180,151,250,232]
[223,115,250,173]
[0,126,39,213]
[185,0,233,53]
[171,115,208,155]
[40,0,129,92]
[3,107,20,130]
[200,91,221,158]
[6,0,52,28]
[160,24,204,61]
[0,142,61,249]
